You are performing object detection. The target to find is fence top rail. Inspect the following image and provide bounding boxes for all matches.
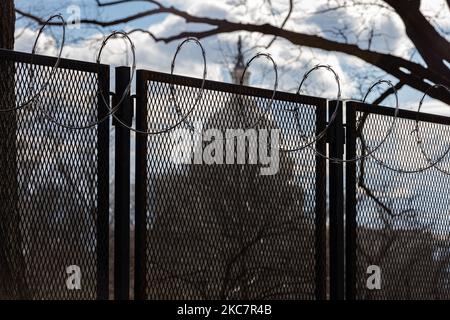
[137,69,328,107]
[347,100,450,126]
[0,49,109,73]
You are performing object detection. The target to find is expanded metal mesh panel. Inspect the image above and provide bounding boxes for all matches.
[136,72,326,300]
[0,52,109,299]
[353,108,450,299]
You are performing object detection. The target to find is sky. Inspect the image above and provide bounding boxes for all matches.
[12,0,450,114]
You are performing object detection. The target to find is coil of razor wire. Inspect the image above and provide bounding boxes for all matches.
[412,84,450,175]
[170,49,278,141]
[111,37,208,135]
[364,83,450,174]
[39,30,136,130]
[0,14,65,113]
[279,64,341,153]
[297,79,400,164]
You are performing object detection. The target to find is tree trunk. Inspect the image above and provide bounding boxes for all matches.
[0,0,15,50]
[0,0,29,299]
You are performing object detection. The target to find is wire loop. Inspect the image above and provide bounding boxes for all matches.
[0,14,65,113]
[280,64,341,153]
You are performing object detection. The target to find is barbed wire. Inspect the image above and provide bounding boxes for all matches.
[116,37,209,135]
[366,83,450,174]
[301,79,400,164]
[2,15,450,174]
[171,51,279,141]
[414,84,450,175]
[0,14,65,113]
[280,64,341,153]
[39,30,136,130]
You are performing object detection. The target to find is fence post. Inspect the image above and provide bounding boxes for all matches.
[345,102,357,300]
[96,63,110,300]
[114,66,132,300]
[328,99,345,300]
[134,70,148,300]
[315,100,328,300]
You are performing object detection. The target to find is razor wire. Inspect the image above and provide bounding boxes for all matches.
[414,84,450,175]
[1,15,450,174]
[280,64,341,153]
[361,83,450,174]
[169,50,279,141]
[39,30,136,130]
[0,14,65,113]
[112,37,208,135]
[293,79,400,164]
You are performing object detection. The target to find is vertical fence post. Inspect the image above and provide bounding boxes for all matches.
[345,102,357,300]
[315,100,327,300]
[134,70,148,300]
[328,100,345,300]
[114,66,132,300]
[96,64,110,300]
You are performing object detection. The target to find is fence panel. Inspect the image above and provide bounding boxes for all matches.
[346,101,450,299]
[134,70,327,300]
[0,49,110,299]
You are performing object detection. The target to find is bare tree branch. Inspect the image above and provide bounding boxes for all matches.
[265,0,293,48]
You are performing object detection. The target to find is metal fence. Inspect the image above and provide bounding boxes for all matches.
[346,102,450,300]
[1,49,450,300]
[0,49,110,299]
